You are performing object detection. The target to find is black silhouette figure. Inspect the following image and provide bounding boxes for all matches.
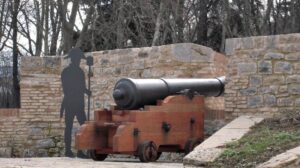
[60,48,91,158]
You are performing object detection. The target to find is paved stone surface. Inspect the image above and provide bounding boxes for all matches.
[183,116,264,167]
[0,157,183,168]
[257,146,300,168]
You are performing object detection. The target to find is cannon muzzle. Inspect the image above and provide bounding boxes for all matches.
[113,76,225,110]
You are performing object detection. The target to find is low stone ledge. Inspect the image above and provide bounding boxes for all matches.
[183,115,264,167]
[257,146,300,168]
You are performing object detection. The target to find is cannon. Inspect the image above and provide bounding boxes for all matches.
[75,77,225,162]
[113,77,225,110]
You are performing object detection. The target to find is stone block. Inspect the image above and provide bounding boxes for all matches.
[294,63,300,73]
[171,43,215,62]
[274,62,293,74]
[288,84,300,95]
[295,98,300,107]
[287,75,300,84]
[29,128,43,136]
[259,61,272,74]
[265,35,279,49]
[183,148,224,166]
[23,149,35,157]
[118,55,134,65]
[100,58,109,66]
[225,38,236,55]
[278,43,300,53]
[0,147,12,157]
[36,139,55,149]
[277,98,294,106]
[257,146,300,168]
[279,33,300,43]
[237,63,257,75]
[240,87,257,96]
[285,52,300,60]
[37,149,48,157]
[43,57,61,70]
[264,95,277,107]
[264,52,284,59]
[263,76,285,86]
[248,96,263,108]
[171,43,192,62]
[241,37,254,50]
[138,50,149,58]
[250,76,262,86]
[191,44,215,62]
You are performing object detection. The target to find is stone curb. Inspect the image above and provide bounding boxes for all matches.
[257,146,300,168]
[183,115,264,167]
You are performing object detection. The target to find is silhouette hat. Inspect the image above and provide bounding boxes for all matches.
[64,48,86,60]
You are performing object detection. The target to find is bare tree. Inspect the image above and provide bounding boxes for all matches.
[57,0,80,54]
[12,0,20,107]
[49,1,61,55]
[0,0,12,51]
[75,1,95,48]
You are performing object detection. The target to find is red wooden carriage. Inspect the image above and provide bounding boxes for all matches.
[75,95,204,162]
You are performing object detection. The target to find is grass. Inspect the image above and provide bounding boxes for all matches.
[208,117,300,168]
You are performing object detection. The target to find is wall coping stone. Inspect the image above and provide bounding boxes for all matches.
[183,115,264,167]
[257,146,300,168]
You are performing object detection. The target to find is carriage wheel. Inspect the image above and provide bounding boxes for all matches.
[184,138,201,155]
[89,150,108,161]
[138,141,159,162]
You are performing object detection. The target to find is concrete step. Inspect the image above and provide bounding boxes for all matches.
[183,115,264,167]
[257,146,300,168]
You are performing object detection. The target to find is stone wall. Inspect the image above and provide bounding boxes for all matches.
[0,43,226,157]
[0,109,19,157]
[225,33,300,119]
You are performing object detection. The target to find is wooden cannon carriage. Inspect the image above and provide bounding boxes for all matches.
[75,77,225,162]
[76,95,204,162]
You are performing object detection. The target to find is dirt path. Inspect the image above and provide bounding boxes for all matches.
[0,157,183,168]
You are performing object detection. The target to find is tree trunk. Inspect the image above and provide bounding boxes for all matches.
[44,0,49,55]
[49,1,60,55]
[175,0,184,43]
[152,1,166,46]
[196,0,209,45]
[58,0,80,54]
[75,3,95,48]
[220,0,229,52]
[242,0,252,36]
[263,0,273,35]
[12,0,20,107]
[116,1,124,48]
[251,0,261,35]
[35,0,45,56]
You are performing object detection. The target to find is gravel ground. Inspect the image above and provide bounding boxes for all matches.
[0,157,183,168]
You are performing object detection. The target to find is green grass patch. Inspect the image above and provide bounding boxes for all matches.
[208,118,300,168]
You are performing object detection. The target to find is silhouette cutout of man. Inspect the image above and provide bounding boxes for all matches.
[60,48,91,157]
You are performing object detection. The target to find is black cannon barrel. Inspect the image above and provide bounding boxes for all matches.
[113,76,225,110]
